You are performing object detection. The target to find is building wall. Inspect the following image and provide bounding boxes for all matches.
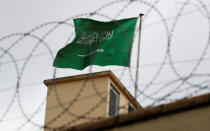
[44,73,140,130]
[105,105,210,131]
[44,76,109,130]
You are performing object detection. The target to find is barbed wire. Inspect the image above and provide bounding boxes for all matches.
[0,0,210,130]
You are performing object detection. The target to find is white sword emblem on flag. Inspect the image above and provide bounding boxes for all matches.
[78,49,104,57]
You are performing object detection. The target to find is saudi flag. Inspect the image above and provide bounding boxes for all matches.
[53,17,137,70]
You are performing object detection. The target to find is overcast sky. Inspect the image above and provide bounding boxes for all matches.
[1,0,210,130]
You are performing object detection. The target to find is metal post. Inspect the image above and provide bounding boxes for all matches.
[135,13,144,99]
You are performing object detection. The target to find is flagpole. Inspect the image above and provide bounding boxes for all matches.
[135,13,144,99]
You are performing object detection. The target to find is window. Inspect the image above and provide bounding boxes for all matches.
[128,104,134,112]
[109,84,119,117]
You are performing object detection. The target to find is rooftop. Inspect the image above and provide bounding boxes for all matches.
[44,70,143,110]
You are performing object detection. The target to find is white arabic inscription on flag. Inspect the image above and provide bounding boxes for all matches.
[76,30,114,45]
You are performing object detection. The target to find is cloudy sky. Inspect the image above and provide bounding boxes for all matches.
[0,0,210,130]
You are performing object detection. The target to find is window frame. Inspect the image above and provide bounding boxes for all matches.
[128,103,135,112]
[108,84,119,116]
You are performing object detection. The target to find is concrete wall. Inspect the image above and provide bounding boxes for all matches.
[44,76,109,130]
[105,105,210,131]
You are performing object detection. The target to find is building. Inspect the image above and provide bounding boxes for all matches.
[43,71,143,130]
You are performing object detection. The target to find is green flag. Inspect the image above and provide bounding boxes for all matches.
[53,17,137,70]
